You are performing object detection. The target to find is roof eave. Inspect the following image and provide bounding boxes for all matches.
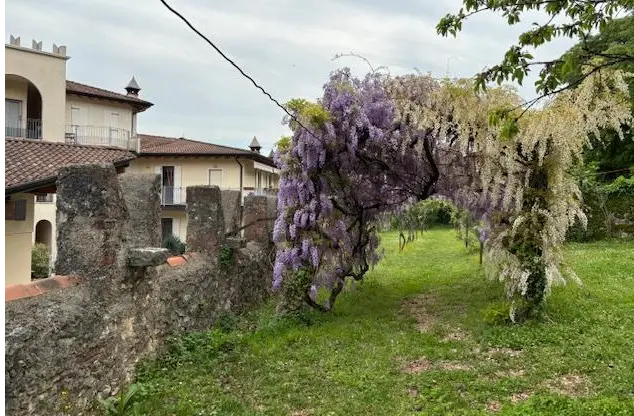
[67,90,154,111]
[137,152,277,168]
[4,158,134,196]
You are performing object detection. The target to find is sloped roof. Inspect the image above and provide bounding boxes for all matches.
[138,134,276,167]
[66,80,153,111]
[5,138,136,194]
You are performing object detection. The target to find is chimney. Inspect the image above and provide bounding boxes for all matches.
[249,136,261,153]
[125,76,141,96]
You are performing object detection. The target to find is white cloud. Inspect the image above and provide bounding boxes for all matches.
[5,0,576,153]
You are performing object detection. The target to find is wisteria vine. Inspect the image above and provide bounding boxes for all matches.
[272,67,631,319]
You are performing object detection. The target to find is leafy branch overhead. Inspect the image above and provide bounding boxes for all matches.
[437,1,634,104]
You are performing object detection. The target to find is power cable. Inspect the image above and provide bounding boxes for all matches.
[158,0,318,139]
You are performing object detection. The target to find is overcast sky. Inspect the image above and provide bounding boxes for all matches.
[6,0,575,154]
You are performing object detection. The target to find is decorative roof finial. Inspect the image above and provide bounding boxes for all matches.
[125,76,141,96]
[249,136,261,153]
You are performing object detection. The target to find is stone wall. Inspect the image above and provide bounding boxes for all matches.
[185,186,225,255]
[221,190,242,234]
[243,195,277,243]
[5,165,272,416]
[119,172,162,248]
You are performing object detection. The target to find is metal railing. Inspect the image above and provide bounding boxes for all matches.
[35,193,55,203]
[159,186,278,206]
[161,186,185,205]
[5,118,42,139]
[64,125,138,151]
[251,188,278,197]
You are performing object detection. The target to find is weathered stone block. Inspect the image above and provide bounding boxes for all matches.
[243,195,270,243]
[119,172,162,248]
[126,248,169,268]
[221,190,242,234]
[186,186,225,254]
[55,164,128,278]
[225,237,246,249]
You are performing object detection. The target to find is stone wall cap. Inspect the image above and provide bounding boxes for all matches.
[5,275,81,302]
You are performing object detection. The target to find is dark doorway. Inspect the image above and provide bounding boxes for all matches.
[161,217,173,242]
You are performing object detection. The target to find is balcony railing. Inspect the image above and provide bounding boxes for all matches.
[160,186,278,206]
[65,125,138,151]
[35,193,55,203]
[251,188,278,197]
[161,186,185,205]
[5,118,42,139]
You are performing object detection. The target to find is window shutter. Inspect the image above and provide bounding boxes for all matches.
[174,165,182,204]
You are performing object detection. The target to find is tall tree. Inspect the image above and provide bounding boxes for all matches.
[562,15,634,178]
[437,1,634,111]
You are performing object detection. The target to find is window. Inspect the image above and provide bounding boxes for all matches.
[161,166,175,204]
[5,199,27,221]
[161,218,173,242]
[5,99,22,137]
[208,169,223,188]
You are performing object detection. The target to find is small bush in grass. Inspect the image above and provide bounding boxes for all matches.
[31,243,50,279]
[162,234,186,256]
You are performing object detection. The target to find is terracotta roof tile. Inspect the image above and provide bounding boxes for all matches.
[5,138,136,193]
[138,134,277,167]
[66,80,153,110]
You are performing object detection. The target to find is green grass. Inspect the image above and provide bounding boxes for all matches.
[129,229,634,416]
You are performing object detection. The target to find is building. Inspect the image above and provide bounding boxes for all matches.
[5,36,154,276]
[4,139,135,285]
[5,36,279,284]
[127,134,279,241]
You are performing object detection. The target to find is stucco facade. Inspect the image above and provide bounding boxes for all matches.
[126,155,279,242]
[5,193,35,286]
[5,44,68,142]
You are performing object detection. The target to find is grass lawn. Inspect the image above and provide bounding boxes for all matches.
[130,229,634,415]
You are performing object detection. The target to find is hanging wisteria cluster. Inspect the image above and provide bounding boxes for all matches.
[273,67,631,318]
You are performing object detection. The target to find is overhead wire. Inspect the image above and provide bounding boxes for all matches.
[158,0,318,139]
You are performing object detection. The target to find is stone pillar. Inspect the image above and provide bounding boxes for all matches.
[220,190,242,234]
[186,186,225,254]
[118,173,162,248]
[243,195,270,244]
[55,164,128,278]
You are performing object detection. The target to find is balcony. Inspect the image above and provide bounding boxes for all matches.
[251,188,278,197]
[65,125,138,151]
[161,186,185,206]
[5,118,42,139]
[35,193,55,203]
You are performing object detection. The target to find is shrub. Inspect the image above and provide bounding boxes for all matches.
[162,234,186,255]
[31,243,50,279]
[568,168,634,241]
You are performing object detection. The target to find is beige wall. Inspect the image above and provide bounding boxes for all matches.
[33,197,57,264]
[127,156,245,200]
[128,155,278,242]
[161,209,187,241]
[65,95,134,133]
[5,45,67,141]
[5,193,35,286]
[5,76,28,123]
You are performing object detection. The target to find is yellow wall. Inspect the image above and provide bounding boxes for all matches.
[128,155,278,242]
[161,209,187,241]
[5,193,35,286]
[5,76,28,122]
[5,45,67,141]
[65,95,134,133]
[127,156,245,191]
[33,197,57,264]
